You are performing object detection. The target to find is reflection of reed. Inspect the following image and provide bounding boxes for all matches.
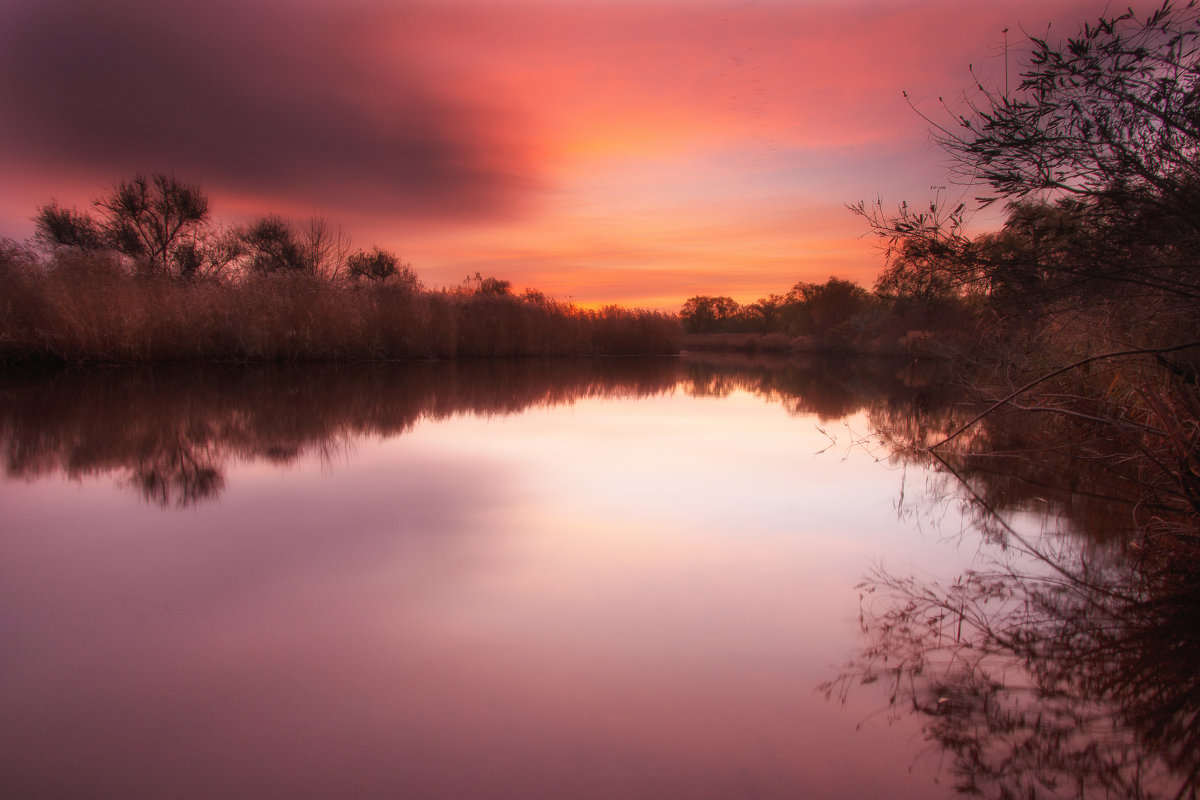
[0,354,947,507]
[827,388,1200,797]
[0,359,682,507]
[822,537,1200,798]
[680,352,959,423]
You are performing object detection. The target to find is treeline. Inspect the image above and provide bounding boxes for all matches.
[679,273,976,354]
[0,174,680,363]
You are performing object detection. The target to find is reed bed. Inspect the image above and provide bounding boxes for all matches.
[0,247,681,363]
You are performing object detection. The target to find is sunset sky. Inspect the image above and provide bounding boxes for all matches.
[0,0,1107,308]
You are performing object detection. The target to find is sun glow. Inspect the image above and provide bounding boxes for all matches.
[0,0,1103,308]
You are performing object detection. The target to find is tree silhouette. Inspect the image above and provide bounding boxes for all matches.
[95,173,210,274]
[32,202,106,252]
[823,528,1200,799]
[859,3,1200,308]
[348,247,419,290]
[240,216,308,274]
[679,295,742,333]
[855,2,1200,550]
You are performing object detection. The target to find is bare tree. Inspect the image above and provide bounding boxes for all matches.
[94,173,211,274]
[835,14,1200,787]
[937,3,1200,212]
[299,216,353,281]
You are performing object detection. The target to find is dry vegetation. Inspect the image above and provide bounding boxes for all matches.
[822,6,1200,795]
[0,242,680,363]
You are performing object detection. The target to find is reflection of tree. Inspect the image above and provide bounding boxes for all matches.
[681,352,960,423]
[825,407,1200,798]
[0,359,682,507]
[0,354,951,507]
[127,441,225,507]
[824,540,1200,798]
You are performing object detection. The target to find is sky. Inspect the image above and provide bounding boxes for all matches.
[0,0,1107,308]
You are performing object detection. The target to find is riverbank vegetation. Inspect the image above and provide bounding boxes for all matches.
[679,273,978,356]
[0,176,679,363]
[824,5,1200,795]
[873,1,1200,551]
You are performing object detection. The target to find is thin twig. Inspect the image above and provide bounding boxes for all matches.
[928,340,1200,450]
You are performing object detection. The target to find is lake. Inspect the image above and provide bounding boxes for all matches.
[1,356,1193,798]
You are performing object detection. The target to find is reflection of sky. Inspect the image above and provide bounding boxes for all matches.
[0,388,977,798]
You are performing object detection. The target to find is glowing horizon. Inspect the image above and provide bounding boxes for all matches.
[0,0,1106,309]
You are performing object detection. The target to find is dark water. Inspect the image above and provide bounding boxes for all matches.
[0,356,1194,798]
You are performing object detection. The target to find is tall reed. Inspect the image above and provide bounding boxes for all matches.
[0,246,681,363]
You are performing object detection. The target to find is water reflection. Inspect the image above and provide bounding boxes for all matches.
[0,354,954,800]
[824,528,1200,797]
[828,399,1200,797]
[681,351,951,422]
[0,359,679,506]
[8,355,1191,796]
[0,354,945,506]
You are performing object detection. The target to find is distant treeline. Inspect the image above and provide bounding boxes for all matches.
[679,274,976,355]
[0,173,680,363]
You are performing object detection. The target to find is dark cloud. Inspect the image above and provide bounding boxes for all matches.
[0,0,539,221]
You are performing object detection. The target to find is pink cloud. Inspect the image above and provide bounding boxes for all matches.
[0,0,1114,306]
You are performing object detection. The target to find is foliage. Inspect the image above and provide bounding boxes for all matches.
[457,272,513,297]
[860,1,1200,309]
[347,246,415,287]
[7,173,682,362]
[785,277,874,336]
[678,278,939,353]
[240,216,308,274]
[856,0,1200,485]
[32,203,106,252]
[0,247,680,363]
[827,5,1200,792]
[944,2,1200,210]
[95,173,211,274]
[679,295,742,333]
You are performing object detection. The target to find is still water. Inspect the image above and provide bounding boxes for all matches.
[0,357,1191,798]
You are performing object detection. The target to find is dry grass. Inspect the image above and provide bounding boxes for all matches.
[0,246,681,363]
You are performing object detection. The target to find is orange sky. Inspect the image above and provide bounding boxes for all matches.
[0,0,1109,308]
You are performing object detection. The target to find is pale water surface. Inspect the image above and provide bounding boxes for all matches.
[1,357,1182,798]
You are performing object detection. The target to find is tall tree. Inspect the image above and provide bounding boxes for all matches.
[95,173,210,274]
[854,2,1200,548]
[859,2,1200,307]
[240,216,308,274]
[679,295,742,333]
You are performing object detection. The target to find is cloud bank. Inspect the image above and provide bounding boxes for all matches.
[0,0,1108,305]
[0,0,539,221]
